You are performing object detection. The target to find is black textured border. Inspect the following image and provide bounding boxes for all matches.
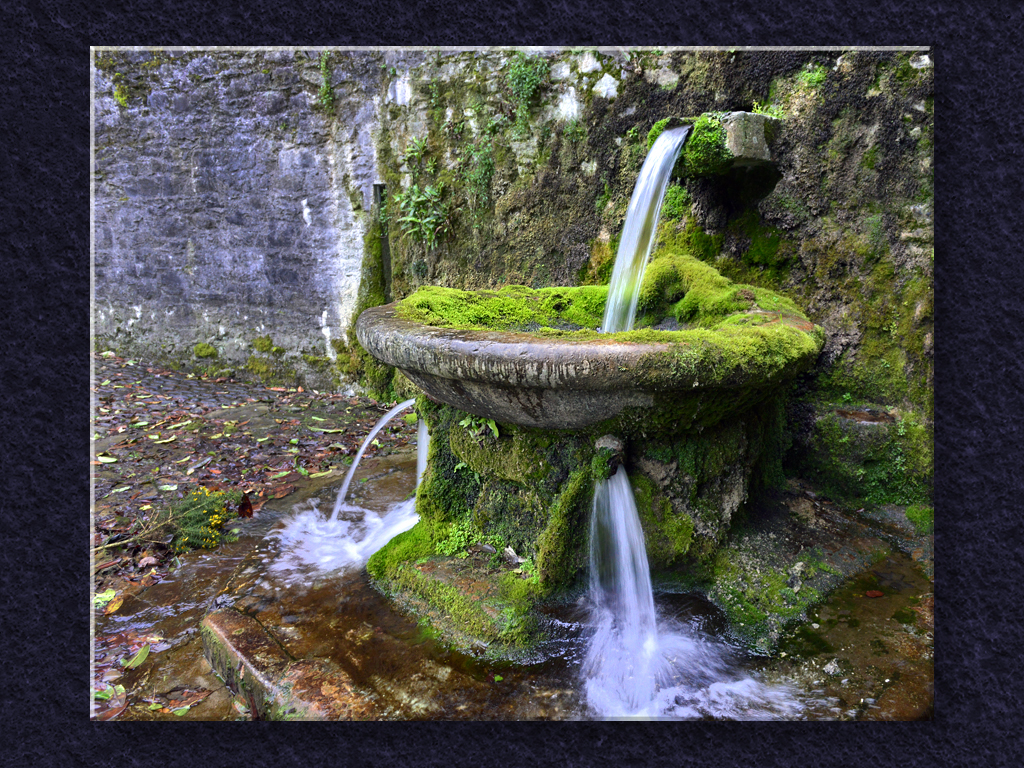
[3,0,1021,765]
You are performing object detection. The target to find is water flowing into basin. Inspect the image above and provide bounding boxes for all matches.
[583,124,799,718]
[601,125,691,334]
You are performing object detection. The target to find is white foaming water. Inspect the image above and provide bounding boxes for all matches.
[268,400,427,583]
[269,497,419,582]
[584,126,802,719]
[583,469,801,719]
[600,125,691,334]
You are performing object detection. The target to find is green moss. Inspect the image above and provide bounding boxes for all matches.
[113,82,129,107]
[861,144,879,170]
[395,283,607,332]
[344,219,395,399]
[797,409,932,507]
[905,503,933,535]
[646,117,673,150]
[193,342,217,359]
[449,422,550,484]
[680,113,733,178]
[366,520,434,580]
[630,473,694,568]
[661,184,692,220]
[579,240,615,286]
[534,467,593,589]
[252,336,274,354]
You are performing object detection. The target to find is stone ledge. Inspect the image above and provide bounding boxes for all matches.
[201,609,376,720]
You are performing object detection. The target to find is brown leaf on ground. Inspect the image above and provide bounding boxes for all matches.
[268,484,295,499]
[164,688,212,709]
[865,590,884,598]
[94,700,128,721]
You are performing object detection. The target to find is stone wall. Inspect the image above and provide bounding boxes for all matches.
[93,49,385,389]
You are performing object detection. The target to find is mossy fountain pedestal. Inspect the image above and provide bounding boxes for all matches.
[356,250,824,654]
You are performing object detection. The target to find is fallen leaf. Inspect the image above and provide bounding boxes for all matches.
[158,484,178,491]
[866,590,884,598]
[96,455,118,464]
[139,556,159,567]
[268,484,295,499]
[94,588,117,607]
[123,644,150,669]
[310,427,345,433]
[103,596,124,615]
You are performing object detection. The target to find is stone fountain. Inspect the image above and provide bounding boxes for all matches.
[354,113,824,655]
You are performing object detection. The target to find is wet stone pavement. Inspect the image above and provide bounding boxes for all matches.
[91,352,932,721]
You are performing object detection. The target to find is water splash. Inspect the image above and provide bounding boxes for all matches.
[267,399,426,582]
[601,125,691,334]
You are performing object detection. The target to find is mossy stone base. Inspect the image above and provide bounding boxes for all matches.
[368,393,790,654]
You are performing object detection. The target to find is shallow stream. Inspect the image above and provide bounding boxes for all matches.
[93,450,932,721]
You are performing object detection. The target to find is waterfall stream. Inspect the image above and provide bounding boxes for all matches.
[267,400,425,581]
[584,125,800,718]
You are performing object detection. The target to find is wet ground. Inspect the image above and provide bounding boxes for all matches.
[91,353,932,721]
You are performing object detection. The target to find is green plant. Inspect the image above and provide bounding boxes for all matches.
[316,51,334,111]
[563,119,586,143]
[170,487,242,553]
[435,517,478,556]
[464,139,495,212]
[403,136,429,165]
[393,182,451,248]
[459,413,499,440]
[752,100,783,119]
[505,51,549,136]
[797,64,828,88]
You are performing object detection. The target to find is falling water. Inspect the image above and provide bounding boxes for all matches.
[417,418,430,486]
[330,398,417,522]
[584,124,801,718]
[601,125,691,334]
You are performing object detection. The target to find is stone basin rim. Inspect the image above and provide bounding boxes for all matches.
[356,303,815,393]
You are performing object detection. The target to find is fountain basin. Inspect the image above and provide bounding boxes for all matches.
[356,293,823,434]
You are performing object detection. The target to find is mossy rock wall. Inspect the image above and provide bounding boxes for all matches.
[371,391,783,602]
[368,48,932,507]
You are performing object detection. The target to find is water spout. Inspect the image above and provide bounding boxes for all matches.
[330,398,417,522]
